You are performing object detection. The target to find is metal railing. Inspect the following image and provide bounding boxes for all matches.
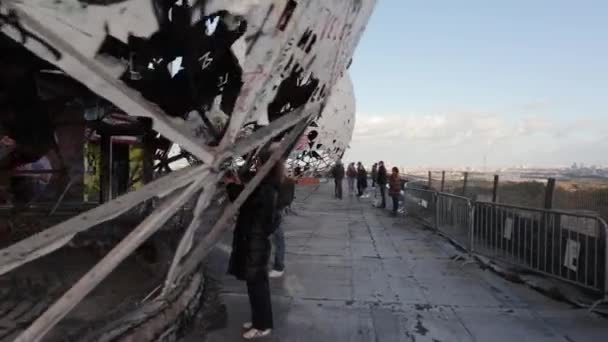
[436,192,473,250]
[402,188,436,228]
[403,187,608,300]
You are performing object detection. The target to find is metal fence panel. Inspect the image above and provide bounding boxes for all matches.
[436,193,472,249]
[402,187,608,297]
[473,201,607,293]
[403,188,436,228]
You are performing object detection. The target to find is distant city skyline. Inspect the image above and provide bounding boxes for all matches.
[345,0,607,168]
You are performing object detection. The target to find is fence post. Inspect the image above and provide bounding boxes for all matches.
[434,192,439,231]
[544,178,556,209]
[462,172,469,197]
[468,201,475,252]
[441,171,445,192]
[492,175,499,202]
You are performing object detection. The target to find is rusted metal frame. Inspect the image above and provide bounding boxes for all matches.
[173,116,313,284]
[1,4,215,164]
[0,164,206,276]
[15,172,210,342]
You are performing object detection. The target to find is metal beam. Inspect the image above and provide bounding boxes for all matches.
[174,117,311,283]
[15,173,209,342]
[0,165,206,276]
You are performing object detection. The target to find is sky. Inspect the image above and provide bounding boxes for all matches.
[345,0,608,169]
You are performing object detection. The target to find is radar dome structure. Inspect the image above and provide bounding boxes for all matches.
[0,1,376,340]
[289,73,356,176]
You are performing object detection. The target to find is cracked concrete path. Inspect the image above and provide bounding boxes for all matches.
[186,183,608,342]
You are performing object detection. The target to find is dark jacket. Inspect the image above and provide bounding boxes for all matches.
[377,165,388,185]
[357,167,368,188]
[227,180,278,281]
[331,163,345,180]
[371,165,378,182]
[346,165,357,178]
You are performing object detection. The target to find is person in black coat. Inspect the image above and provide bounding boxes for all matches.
[226,148,284,339]
[377,161,388,208]
[330,160,345,199]
[356,162,368,197]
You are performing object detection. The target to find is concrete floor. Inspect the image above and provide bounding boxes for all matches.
[187,183,608,342]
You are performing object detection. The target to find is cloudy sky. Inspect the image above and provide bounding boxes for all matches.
[345,0,607,168]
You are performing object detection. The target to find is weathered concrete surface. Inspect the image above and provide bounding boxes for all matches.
[185,183,608,342]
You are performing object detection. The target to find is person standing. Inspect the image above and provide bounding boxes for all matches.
[377,161,388,208]
[331,160,345,199]
[346,162,357,196]
[389,167,402,216]
[225,148,283,340]
[371,163,378,188]
[356,162,368,197]
[270,173,295,278]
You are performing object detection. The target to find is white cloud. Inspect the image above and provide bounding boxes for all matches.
[345,111,607,168]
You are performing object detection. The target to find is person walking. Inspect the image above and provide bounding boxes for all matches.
[346,162,357,196]
[331,160,345,199]
[389,167,402,216]
[225,148,283,340]
[356,162,368,197]
[371,163,378,189]
[377,161,388,208]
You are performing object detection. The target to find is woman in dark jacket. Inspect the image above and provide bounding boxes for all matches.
[226,149,283,340]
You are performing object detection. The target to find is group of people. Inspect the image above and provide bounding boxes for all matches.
[225,145,294,339]
[332,160,403,215]
[330,160,368,198]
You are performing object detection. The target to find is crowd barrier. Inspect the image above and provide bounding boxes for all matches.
[403,187,608,300]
